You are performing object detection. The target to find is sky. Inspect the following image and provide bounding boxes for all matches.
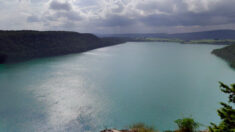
[0,0,235,34]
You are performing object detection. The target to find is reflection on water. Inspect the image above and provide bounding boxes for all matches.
[0,42,234,131]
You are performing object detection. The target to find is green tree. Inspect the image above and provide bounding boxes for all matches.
[209,82,235,132]
[174,117,199,132]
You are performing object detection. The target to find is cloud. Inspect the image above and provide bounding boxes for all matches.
[1,0,235,33]
[27,15,41,23]
[134,0,235,28]
[49,11,82,21]
[97,14,135,27]
[49,0,71,11]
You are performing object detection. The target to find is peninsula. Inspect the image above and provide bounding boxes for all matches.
[212,44,235,68]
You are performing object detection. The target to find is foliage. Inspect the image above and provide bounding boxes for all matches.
[187,39,235,44]
[230,61,235,68]
[129,123,158,132]
[143,38,184,43]
[0,30,123,63]
[209,82,235,132]
[174,117,200,132]
[212,44,235,69]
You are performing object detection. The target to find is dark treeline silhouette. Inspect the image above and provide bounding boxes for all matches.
[0,30,125,63]
[212,45,235,68]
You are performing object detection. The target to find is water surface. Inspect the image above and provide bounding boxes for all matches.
[0,42,234,132]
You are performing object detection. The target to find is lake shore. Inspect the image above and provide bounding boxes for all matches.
[1,30,235,65]
[0,42,233,131]
[0,30,126,64]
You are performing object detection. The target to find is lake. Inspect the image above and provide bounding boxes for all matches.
[0,42,234,132]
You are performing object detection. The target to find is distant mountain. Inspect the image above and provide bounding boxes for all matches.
[0,30,124,64]
[97,30,235,40]
[169,30,235,40]
[97,33,167,38]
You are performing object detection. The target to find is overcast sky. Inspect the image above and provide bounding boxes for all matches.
[0,0,235,34]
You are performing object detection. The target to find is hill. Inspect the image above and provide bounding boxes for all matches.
[0,30,124,64]
[97,30,235,41]
[212,44,235,68]
[1,30,235,65]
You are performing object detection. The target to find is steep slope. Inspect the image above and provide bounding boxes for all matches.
[212,45,235,68]
[0,30,122,63]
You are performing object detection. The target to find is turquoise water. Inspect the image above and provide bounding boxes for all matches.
[0,42,234,132]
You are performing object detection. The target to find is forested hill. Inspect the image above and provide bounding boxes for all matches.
[212,44,235,68]
[98,30,235,40]
[0,30,124,63]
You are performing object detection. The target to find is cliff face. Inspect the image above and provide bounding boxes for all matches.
[212,45,235,68]
[0,30,121,63]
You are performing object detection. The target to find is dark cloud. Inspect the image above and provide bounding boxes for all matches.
[40,7,82,31]
[98,15,135,27]
[50,1,71,11]
[2,0,235,33]
[39,0,235,33]
[136,0,190,14]
[137,0,235,28]
[41,10,82,28]
[45,0,83,23]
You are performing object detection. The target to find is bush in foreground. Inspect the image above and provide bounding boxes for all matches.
[174,117,200,132]
[209,82,235,132]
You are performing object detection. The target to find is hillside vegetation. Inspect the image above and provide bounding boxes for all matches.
[212,45,235,68]
[0,30,123,63]
[1,30,235,66]
[98,30,235,40]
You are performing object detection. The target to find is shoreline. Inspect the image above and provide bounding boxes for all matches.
[0,30,234,66]
[1,39,232,65]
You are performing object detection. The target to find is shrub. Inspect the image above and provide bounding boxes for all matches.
[174,117,199,132]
